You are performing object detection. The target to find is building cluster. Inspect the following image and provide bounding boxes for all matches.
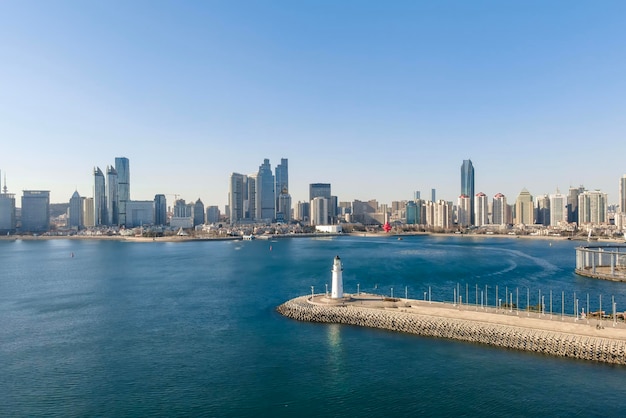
[1,158,625,237]
[228,158,292,224]
[0,159,221,235]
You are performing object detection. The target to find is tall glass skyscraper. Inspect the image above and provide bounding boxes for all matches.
[275,158,290,221]
[115,157,130,226]
[256,159,275,221]
[461,160,475,224]
[275,158,288,196]
[68,190,83,229]
[107,166,118,225]
[309,183,331,201]
[21,190,50,233]
[154,194,167,226]
[94,167,106,226]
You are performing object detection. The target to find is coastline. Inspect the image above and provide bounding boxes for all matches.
[1,230,621,244]
[278,294,626,365]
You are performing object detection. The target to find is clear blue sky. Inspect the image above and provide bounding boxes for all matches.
[1,1,625,207]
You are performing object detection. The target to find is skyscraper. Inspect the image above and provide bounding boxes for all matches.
[21,190,50,233]
[578,190,607,225]
[310,197,329,226]
[115,157,130,226]
[515,188,533,225]
[0,172,16,234]
[246,174,256,220]
[228,173,246,224]
[492,193,507,226]
[567,186,585,223]
[193,198,205,226]
[535,194,550,226]
[154,194,167,226]
[68,191,83,229]
[106,166,118,225]
[83,197,94,227]
[457,195,471,227]
[206,206,220,224]
[94,167,106,226]
[275,158,291,222]
[474,192,489,226]
[549,190,566,227]
[309,183,331,201]
[256,159,275,221]
[461,159,475,225]
[275,158,288,196]
[619,174,626,214]
[277,193,292,222]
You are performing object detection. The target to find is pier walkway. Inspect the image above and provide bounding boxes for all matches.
[278,293,626,365]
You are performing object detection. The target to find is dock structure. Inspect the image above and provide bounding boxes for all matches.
[277,294,626,365]
[575,245,626,282]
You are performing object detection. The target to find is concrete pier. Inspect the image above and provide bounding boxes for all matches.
[277,294,626,365]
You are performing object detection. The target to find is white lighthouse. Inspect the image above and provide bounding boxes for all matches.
[331,255,344,299]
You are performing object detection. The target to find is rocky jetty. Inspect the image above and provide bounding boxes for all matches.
[277,296,626,365]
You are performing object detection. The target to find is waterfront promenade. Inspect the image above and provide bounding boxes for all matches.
[278,294,626,365]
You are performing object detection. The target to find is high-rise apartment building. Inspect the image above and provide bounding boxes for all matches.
[515,188,533,225]
[229,173,246,224]
[567,186,585,223]
[434,200,453,229]
[256,159,275,221]
[68,191,83,229]
[21,190,50,233]
[277,194,292,222]
[94,167,106,226]
[457,195,471,227]
[535,194,550,226]
[549,190,566,227]
[461,160,475,224]
[106,166,118,225]
[578,190,607,225]
[474,192,489,226]
[206,206,220,224]
[310,197,329,226]
[294,201,310,222]
[154,194,167,226]
[172,199,190,218]
[492,193,507,226]
[82,197,94,227]
[115,157,130,226]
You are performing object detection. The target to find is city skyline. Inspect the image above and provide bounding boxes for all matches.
[1,2,625,205]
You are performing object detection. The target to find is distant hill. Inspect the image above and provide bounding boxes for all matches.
[50,203,69,217]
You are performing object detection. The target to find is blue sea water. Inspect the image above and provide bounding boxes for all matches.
[1,235,626,417]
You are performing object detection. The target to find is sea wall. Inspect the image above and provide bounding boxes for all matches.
[277,297,626,365]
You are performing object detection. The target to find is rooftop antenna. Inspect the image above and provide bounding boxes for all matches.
[2,171,6,194]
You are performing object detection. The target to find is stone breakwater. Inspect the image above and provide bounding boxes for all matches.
[277,296,626,365]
